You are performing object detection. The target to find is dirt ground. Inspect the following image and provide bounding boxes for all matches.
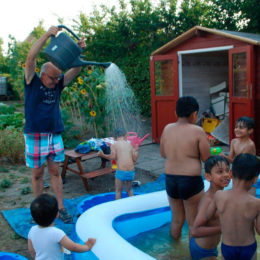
[0,156,156,259]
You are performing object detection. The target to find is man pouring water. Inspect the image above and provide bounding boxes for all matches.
[24,26,86,223]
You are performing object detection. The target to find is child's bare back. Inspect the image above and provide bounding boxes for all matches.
[206,154,260,260]
[213,189,260,246]
[161,122,210,176]
[113,139,135,171]
[160,96,211,240]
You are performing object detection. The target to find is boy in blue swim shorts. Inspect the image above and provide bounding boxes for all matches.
[98,128,139,199]
[206,154,260,260]
[190,156,231,260]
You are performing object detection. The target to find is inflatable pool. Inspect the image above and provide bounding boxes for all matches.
[0,252,27,260]
[76,190,168,260]
[75,179,235,260]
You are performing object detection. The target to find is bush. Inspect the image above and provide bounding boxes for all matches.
[0,129,25,164]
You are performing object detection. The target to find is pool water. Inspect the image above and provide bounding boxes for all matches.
[128,222,190,260]
[127,212,260,260]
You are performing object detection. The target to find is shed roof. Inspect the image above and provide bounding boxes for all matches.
[152,26,260,55]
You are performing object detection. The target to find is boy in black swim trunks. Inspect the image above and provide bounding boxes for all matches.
[206,154,260,260]
[160,96,211,239]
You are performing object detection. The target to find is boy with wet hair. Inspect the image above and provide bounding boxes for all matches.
[160,96,211,240]
[221,116,256,195]
[190,156,231,260]
[206,153,260,260]
[28,194,96,259]
[222,116,256,163]
[98,128,139,199]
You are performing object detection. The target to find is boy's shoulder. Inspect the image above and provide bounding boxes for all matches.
[200,191,215,206]
[214,189,227,200]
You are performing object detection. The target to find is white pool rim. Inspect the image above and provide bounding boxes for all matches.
[75,179,232,260]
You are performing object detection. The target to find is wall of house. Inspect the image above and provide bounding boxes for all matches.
[182,54,228,116]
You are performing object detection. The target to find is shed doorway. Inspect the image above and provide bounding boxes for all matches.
[178,47,231,144]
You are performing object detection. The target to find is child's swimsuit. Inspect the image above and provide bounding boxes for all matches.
[189,237,218,260]
[221,241,257,260]
[165,174,204,200]
[116,169,135,181]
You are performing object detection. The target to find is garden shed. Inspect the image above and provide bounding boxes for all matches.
[150,26,260,154]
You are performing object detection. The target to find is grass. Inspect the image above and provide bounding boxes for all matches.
[0,167,9,173]
[20,177,30,184]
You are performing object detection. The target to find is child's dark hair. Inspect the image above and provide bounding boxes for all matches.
[232,153,260,181]
[236,116,254,130]
[114,127,127,138]
[205,155,230,174]
[176,96,199,117]
[30,193,58,227]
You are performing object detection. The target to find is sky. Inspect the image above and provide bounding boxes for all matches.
[0,0,124,53]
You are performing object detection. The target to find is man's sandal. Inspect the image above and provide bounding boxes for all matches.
[59,208,72,223]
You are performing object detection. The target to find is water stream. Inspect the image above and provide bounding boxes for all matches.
[104,63,145,136]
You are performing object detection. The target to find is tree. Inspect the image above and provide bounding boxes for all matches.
[204,0,260,33]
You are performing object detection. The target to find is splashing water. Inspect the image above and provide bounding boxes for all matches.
[105,63,145,136]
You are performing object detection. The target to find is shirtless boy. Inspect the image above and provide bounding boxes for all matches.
[206,153,260,260]
[98,128,138,199]
[221,116,256,195]
[222,116,256,163]
[160,96,211,239]
[190,156,231,260]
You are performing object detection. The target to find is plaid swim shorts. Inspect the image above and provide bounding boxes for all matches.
[24,133,65,168]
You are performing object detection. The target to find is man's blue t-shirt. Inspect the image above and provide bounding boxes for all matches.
[24,73,65,133]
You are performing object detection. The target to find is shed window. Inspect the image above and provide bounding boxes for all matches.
[155,60,174,96]
[232,52,248,98]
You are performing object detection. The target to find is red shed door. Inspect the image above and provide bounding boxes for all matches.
[229,45,254,141]
[150,55,179,143]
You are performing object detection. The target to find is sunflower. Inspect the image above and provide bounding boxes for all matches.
[80,89,87,95]
[88,70,93,75]
[77,77,83,85]
[90,110,96,117]
[35,68,40,73]
[21,63,26,68]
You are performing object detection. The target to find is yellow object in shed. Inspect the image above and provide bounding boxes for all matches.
[202,118,221,133]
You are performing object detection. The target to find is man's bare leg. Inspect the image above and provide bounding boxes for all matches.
[47,160,64,209]
[32,165,45,198]
[115,178,123,200]
[183,190,204,238]
[125,181,134,197]
[168,196,185,240]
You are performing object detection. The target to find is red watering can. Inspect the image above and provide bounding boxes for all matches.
[126,132,150,147]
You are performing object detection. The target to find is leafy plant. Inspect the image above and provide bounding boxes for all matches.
[20,186,31,195]
[61,66,107,138]
[0,179,12,188]
[0,103,15,114]
[0,129,25,164]
[0,113,24,130]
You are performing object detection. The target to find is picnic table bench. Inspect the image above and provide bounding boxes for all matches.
[61,149,115,191]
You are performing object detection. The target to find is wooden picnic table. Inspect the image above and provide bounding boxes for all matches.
[61,149,114,191]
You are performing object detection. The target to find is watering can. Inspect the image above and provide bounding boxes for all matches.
[126,132,150,147]
[43,25,111,71]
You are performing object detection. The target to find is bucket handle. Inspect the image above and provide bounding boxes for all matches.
[57,25,80,41]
